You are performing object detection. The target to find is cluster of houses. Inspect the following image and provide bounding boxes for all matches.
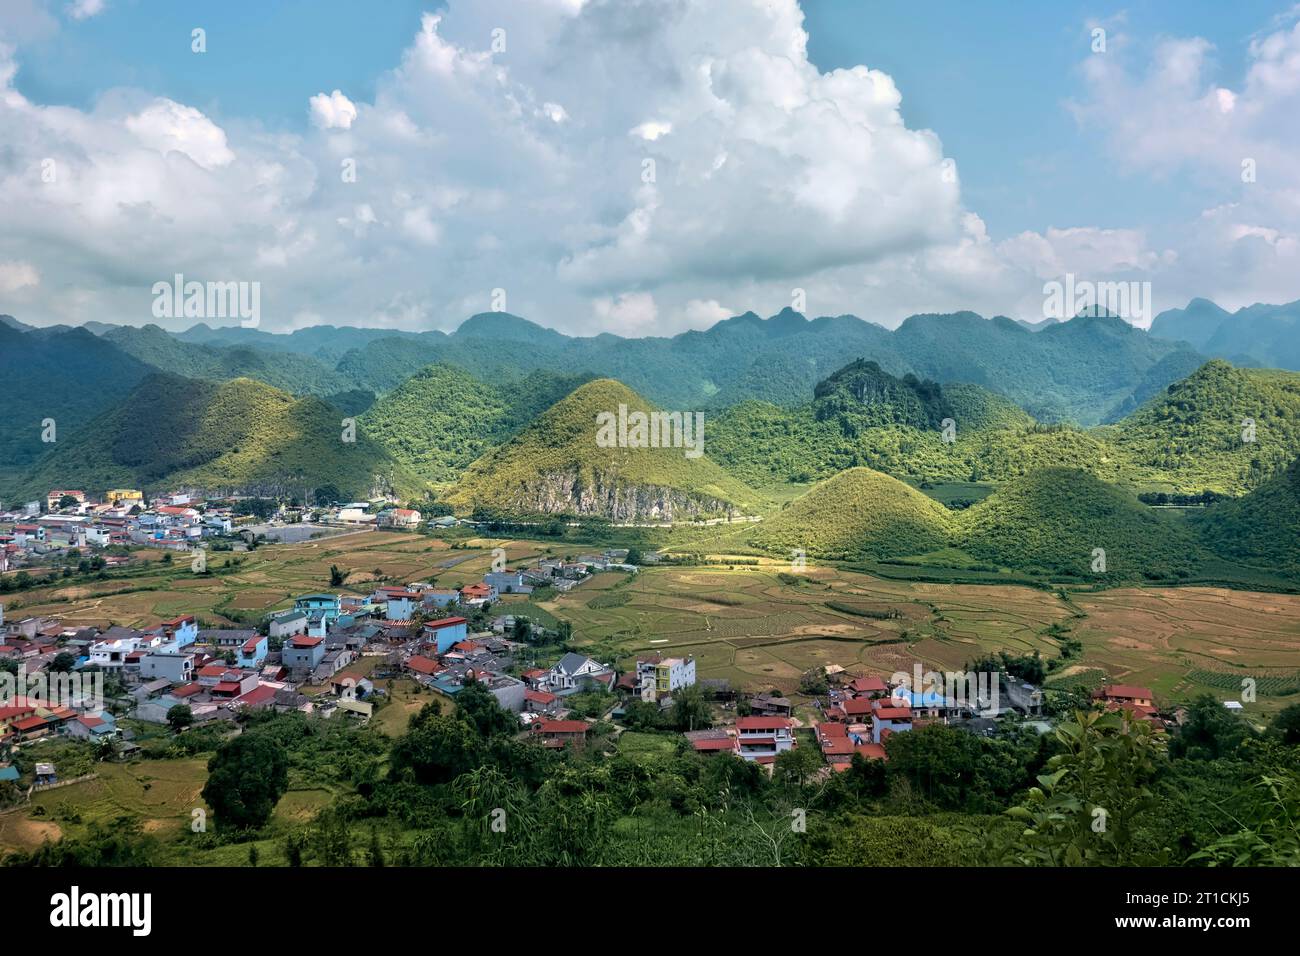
[0,543,653,770]
[0,488,463,574]
[0,488,240,569]
[682,668,1051,770]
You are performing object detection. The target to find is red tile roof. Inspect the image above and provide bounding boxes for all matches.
[849,675,889,693]
[426,616,468,629]
[13,716,48,731]
[289,635,324,648]
[820,738,857,756]
[236,684,277,706]
[855,743,888,760]
[737,716,793,731]
[691,737,739,752]
[874,706,911,720]
[405,656,440,675]
[532,719,590,734]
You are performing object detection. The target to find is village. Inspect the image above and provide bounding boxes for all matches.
[1,484,1173,795]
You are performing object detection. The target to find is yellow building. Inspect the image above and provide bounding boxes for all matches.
[105,489,144,505]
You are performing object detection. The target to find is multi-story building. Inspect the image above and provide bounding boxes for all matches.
[294,594,342,627]
[282,635,326,674]
[424,616,469,654]
[635,655,696,702]
[736,716,796,764]
[138,651,195,684]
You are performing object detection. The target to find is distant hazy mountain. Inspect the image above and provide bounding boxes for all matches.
[4,305,1213,425]
[0,314,35,332]
[102,324,358,398]
[1151,297,1300,369]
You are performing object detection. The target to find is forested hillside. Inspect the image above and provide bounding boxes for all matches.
[12,374,425,502]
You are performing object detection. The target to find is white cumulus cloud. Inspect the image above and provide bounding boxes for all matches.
[309,89,358,130]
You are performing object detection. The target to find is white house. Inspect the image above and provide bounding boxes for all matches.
[736,716,796,764]
[541,652,616,696]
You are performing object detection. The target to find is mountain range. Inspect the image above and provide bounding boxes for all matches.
[4,300,1300,583]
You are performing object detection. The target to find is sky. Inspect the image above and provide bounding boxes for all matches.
[1,0,1299,335]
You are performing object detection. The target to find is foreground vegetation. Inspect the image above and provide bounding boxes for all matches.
[5,687,1299,867]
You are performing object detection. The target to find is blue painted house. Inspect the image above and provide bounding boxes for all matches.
[424,616,469,654]
[237,634,269,668]
[294,593,342,627]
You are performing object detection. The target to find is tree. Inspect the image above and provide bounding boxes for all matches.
[313,807,353,866]
[1272,704,1300,746]
[201,731,290,830]
[314,484,343,506]
[799,668,828,696]
[57,495,78,510]
[49,652,77,673]
[774,744,823,788]
[669,684,711,732]
[988,710,1162,866]
[390,708,484,785]
[283,832,305,867]
[166,704,194,733]
[455,678,519,738]
[367,828,386,867]
[1170,694,1253,760]
[329,565,346,587]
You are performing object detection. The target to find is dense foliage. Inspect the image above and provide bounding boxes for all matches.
[955,468,1206,581]
[749,467,953,559]
[445,378,760,518]
[10,373,425,501]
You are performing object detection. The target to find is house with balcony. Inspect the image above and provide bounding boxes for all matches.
[634,655,697,702]
[736,716,796,764]
[294,594,342,627]
[139,650,195,685]
[161,615,198,649]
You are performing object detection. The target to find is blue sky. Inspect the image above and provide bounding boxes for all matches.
[805,0,1286,236]
[2,0,1299,332]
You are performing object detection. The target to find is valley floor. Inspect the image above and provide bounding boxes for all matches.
[3,527,1297,862]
